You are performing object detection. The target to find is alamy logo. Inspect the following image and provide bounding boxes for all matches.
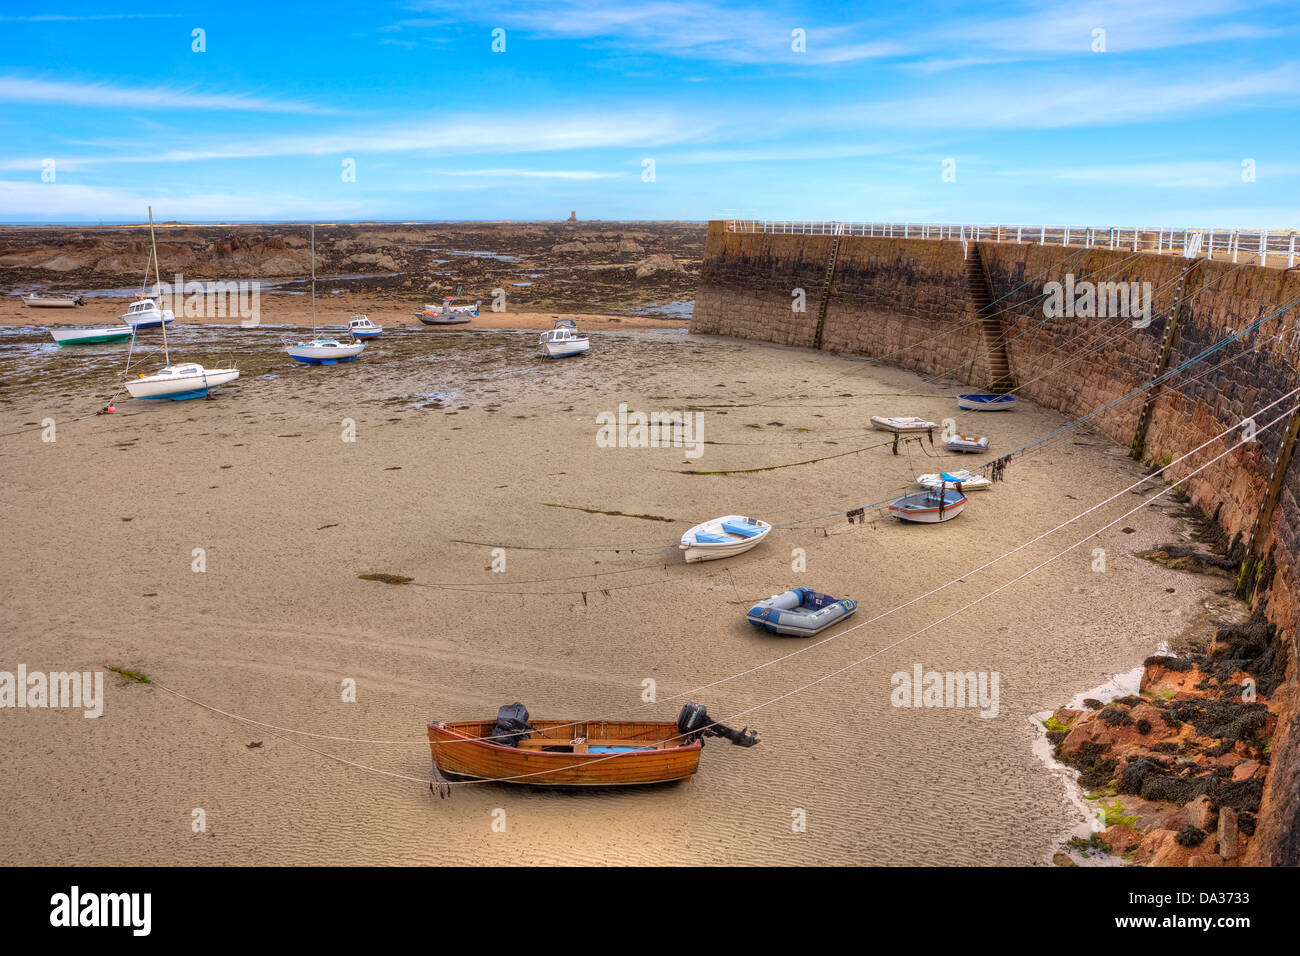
[595,403,705,459]
[155,272,261,324]
[0,666,103,717]
[890,663,1000,718]
[1042,272,1153,328]
[50,886,151,936]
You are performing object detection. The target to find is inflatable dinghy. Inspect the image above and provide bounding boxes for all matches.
[946,434,989,454]
[746,587,857,637]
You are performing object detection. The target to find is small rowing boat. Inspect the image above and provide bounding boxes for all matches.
[871,415,937,433]
[23,293,85,309]
[746,587,857,637]
[428,702,757,788]
[917,470,991,491]
[957,393,1016,411]
[946,434,989,454]
[890,487,968,523]
[49,325,134,346]
[416,297,478,325]
[680,515,771,562]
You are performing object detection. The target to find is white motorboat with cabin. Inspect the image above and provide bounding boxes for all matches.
[539,325,589,358]
[119,296,175,330]
[347,314,382,340]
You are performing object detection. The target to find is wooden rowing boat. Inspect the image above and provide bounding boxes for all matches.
[427,703,758,788]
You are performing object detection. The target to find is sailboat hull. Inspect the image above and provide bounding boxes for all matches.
[126,368,240,400]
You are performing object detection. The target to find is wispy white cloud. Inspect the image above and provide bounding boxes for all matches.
[942,0,1281,55]
[1003,160,1300,189]
[404,0,905,65]
[48,109,714,166]
[837,64,1300,130]
[429,168,621,179]
[0,76,336,114]
[0,180,367,221]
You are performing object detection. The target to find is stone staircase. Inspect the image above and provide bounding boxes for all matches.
[965,244,1014,391]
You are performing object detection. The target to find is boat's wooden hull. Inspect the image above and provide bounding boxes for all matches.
[428,719,702,787]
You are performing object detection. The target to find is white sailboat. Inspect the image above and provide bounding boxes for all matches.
[124,207,239,401]
[287,225,366,365]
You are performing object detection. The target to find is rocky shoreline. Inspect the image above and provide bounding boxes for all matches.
[1046,497,1284,866]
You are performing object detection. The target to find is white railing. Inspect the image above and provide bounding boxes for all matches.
[719,220,1300,269]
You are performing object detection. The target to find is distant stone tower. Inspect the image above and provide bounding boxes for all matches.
[568,211,577,222]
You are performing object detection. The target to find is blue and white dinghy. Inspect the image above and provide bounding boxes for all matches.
[680,515,771,563]
[956,393,1016,412]
[946,434,989,454]
[746,587,858,637]
[917,470,991,491]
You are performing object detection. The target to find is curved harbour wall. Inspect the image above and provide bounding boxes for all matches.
[692,221,1300,864]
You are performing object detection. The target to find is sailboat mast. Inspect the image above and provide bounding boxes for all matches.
[148,205,170,366]
[310,224,316,326]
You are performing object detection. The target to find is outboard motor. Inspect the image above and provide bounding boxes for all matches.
[489,702,534,747]
[677,702,759,747]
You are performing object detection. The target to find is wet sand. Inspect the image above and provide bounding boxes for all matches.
[0,325,1219,865]
[0,293,688,331]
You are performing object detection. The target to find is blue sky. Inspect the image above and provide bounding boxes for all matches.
[1,0,1297,225]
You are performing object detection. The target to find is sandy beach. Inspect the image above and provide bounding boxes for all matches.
[0,322,1221,865]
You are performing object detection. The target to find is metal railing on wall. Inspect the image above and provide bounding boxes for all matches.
[720,220,1300,269]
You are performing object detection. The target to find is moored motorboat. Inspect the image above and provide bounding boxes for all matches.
[125,363,240,400]
[539,326,590,358]
[287,338,365,365]
[957,393,1016,411]
[917,470,991,491]
[23,293,85,308]
[347,314,382,340]
[49,325,134,346]
[946,434,989,454]
[119,297,175,329]
[416,297,478,325]
[428,702,757,788]
[679,515,771,562]
[889,488,968,523]
[746,587,857,637]
[870,415,937,433]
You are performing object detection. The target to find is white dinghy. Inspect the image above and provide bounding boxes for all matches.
[916,470,992,491]
[24,293,85,308]
[957,393,1016,412]
[680,515,771,563]
[889,488,968,524]
[870,416,936,433]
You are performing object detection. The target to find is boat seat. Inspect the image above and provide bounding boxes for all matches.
[693,532,733,544]
[720,521,761,537]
